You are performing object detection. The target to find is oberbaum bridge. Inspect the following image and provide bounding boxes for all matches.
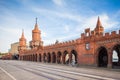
[3,17,120,69]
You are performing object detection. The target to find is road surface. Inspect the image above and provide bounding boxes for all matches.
[0,60,120,80]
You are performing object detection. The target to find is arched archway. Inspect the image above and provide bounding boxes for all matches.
[12,54,19,60]
[112,44,120,68]
[32,54,34,61]
[23,56,25,60]
[52,52,56,63]
[35,54,37,62]
[63,51,69,64]
[30,55,31,61]
[97,47,108,67]
[25,55,26,60]
[28,55,29,61]
[57,51,62,64]
[43,53,47,62]
[33,54,35,61]
[23,56,24,60]
[26,55,27,61]
[71,50,77,65]
[47,53,51,63]
[39,54,41,62]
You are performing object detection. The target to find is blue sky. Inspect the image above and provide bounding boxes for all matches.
[0,0,120,52]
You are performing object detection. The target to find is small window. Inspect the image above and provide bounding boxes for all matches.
[85,43,90,50]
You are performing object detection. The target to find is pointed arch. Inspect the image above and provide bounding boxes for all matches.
[43,53,47,62]
[71,50,78,65]
[30,54,32,61]
[33,54,35,61]
[52,52,56,63]
[47,53,51,63]
[63,51,69,64]
[39,54,41,62]
[57,51,62,64]
[97,46,108,67]
[112,44,120,68]
[35,54,37,62]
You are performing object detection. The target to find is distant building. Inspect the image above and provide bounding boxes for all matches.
[9,42,19,55]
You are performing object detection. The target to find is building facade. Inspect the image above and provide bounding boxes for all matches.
[9,42,19,55]
[18,17,120,68]
[2,42,19,60]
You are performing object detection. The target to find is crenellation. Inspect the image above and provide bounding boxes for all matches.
[81,33,85,38]
[73,40,75,43]
[111,31,116,35]
[85,28,90,32]
[105,32,110,37]
[69,41,71,43]
[85,28,91,37]
[91,31,95,36]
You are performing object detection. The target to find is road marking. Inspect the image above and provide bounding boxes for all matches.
[0,67,17,80]
[37,65,116,80]
[27,68,63,80]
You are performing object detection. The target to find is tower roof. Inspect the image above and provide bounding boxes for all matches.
[96,16,103,28]
[33,18,40,32]
[19,29,26,47]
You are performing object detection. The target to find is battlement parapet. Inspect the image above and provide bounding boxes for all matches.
[79,29,120,43]
[105,30,120,37]
[81,33,85,39]
[44,39,77,50]
[91,31,95,36]
[96,30,120,40]
[105,32,110,36]
[111,31,116,35]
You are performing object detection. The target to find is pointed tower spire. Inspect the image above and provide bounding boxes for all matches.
[21,29,24,38]
[20,29,26,41]
[34,17,39,30]
[94,16,104,35]
[18,29,27,51]
[36,17,37,24]
[32,17,41,41]
[96,16,103,28]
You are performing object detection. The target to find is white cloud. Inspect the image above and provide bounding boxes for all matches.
[0,27,20,52]
[75,14,119,33]
[0,13,33,52]
[52,0,64,6]
[32,7,83,22]
[64,25,69,32]
[1,1,120,53]
[32,7,120,45]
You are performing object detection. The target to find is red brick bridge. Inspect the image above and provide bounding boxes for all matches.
[18,17,120,69]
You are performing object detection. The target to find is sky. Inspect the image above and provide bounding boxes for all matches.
[0,0,120,53]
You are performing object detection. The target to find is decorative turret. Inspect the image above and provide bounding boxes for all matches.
[94,17,104,35]
[32,18,41,41]
[30,18,43,49]
[18,30,27,51]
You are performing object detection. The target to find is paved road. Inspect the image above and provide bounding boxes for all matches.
[0,60,120,80]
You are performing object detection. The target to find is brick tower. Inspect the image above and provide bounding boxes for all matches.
[30,18,43,49]
[94,17,104,35]
[18,30,27,51]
